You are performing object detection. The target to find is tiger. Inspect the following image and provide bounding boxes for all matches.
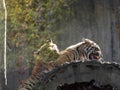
[18,40,60,90]
[32,40,60,75]
[18,39,103,90]
[53,38,103,66]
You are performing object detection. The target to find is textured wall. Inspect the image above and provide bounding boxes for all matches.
[57,0,120,63]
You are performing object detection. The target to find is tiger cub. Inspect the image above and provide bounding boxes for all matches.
[18,40,60,90]
[32,40,60,75]
[53,39,103,66]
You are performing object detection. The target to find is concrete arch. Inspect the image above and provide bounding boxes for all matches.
[38,61,120,90]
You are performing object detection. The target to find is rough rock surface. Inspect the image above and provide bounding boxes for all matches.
[36,60,120,90]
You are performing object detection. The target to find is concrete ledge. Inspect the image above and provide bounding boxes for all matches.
[37,60,120,90]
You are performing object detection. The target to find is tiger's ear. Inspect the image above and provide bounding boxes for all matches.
[83,38,94,44]
[83,38,90,42]
[82,38,90,43]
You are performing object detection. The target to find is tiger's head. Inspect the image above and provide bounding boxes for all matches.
[83,39,103,61]
[34,40,59,62]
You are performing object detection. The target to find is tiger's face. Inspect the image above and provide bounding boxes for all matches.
[34,40,59,61]
[49,40,59,54]
[84,39,103,61]
[87,45,102,61]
